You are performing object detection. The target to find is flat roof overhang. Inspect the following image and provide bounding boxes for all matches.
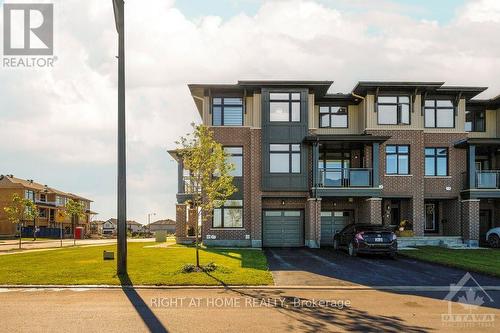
[454,138,500,149]
[304,134,391,144]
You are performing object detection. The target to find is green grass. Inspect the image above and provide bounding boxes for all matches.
[0,242,273,286]
[400,247,500,277]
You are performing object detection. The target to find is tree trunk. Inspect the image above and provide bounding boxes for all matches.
[18,223,22,249]
[195,206,200,267]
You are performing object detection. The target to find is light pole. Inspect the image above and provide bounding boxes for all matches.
[113,0,127,275]
[148,212,156,236]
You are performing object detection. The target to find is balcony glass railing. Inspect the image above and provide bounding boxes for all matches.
[476,170,500,189]
[318,168,372,187]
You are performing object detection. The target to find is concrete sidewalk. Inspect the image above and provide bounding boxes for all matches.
[0,287,498,332]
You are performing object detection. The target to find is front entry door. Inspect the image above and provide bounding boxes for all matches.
[479,210,492,246]
[425,203,439,233]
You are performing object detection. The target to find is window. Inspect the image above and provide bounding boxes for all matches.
[377,96,410,125]
[424,99,454,128]
[56,196,66,207]
[40,194,46,202]
[269,144,301,173]
[213,200,243,228]
[425,148,448,176]
[269,92,300,122]
[24,190,35,201]
[465,110,485,132]
[212,97,243,126]
[224,147,243,177]
[39,209,47,218]
[385,145,409,175]
[319,106,348,128]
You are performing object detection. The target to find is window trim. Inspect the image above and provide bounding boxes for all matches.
[465,109,486,132]
[212,97,244,126]
[424,147,449,176]
[385,145,410,175]
[319,105,349,128]
[376,95,411,125]
[269,92,301,123]
[223,146,243,177]
[212,200,244,228]
[424,99,455,129]
[269,144,301,174]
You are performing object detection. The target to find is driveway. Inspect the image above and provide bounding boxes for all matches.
[265,247,500,288]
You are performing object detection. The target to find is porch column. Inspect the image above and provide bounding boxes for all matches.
[364,198,382,224]
[467,145,476,189]
[175,203,187,243]
[306,198,321,248]
[372,143,380,187]
[461,199,480,247]
[177,158,184,194]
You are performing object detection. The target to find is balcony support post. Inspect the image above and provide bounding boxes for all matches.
[312,141,319,196]
[178,158,184,194]
[372,143,380,187]
[467,145,476,189]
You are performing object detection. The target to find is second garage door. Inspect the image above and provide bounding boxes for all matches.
[321,211,351,246]
[263,210,304,247]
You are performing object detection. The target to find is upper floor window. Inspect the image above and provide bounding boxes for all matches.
[212,97,243,126]
[269,92,300,122]
[24,190,35,202]
[56,196,66,207]
[377,96,410,125]
[224,147,243,177]
[319,106,348,128]
[269,144,301,173]
[425,148,448,176]
[465,110,485,132]
[385,145,409,175]
[424,99,454,128]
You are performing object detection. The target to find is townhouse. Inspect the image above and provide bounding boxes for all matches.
[171,81,500,248]
[0,175,96,238]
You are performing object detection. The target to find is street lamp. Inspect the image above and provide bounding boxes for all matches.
[148,212,156,236]
[113,0,127,275]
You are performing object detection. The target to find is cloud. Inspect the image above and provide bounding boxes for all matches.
[1,0,499,222]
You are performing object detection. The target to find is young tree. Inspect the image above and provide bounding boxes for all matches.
[64,199,86,246]
[3,193,39,249]
[176,124,236,267]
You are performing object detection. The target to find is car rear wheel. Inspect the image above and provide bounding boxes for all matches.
[488,234,500,248]
[333,239,339,250]
[348,242,357,257]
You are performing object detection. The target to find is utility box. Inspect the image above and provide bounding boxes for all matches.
[103,251,114,260]
[155,231,167,242]
[75,227,84,239]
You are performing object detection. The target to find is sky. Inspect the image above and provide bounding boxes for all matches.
[1,0,499,224]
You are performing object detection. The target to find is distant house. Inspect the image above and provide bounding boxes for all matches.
[149,219,176,234]
[102,219,117,235]
[93,218,143,235]
[127,220,143,233]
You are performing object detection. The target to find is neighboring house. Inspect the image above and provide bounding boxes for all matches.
[170,80,500,248]
[127,220,143,233]
[149,219,176,234]
[98,218,143,235]
[0,175,96,238]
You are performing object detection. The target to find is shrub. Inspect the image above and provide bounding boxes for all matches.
[181,262,218,273]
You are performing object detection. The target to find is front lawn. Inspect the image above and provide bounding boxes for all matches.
[0,242,273,285]
[400,247,500,278]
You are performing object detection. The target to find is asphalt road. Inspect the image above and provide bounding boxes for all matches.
[1,287,499,332]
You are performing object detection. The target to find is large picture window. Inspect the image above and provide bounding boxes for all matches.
[224,147,243,177]
[269,92,300,122]
[212,97,243,126]
[424,99,454,128]
[377,96,410,125]
[425,148,448,176]
[465,110,485,132]
[270,144,301,173]
[213,200,243,228]
[319,106,348,128]
[385,145,409,175]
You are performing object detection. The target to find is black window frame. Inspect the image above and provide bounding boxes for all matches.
[212,200,244,228]
[424,99,455,128]
[223,146,243,177]
[376,95,411,125]
[465,109,486,132]
[269,144,301,174]
[269,92,301,123]
[212,97,244,126]
[425,147,449,176]
[385,145,410,175]
[319,105,348,128]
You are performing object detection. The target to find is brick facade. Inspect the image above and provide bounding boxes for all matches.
[461,199,480,247]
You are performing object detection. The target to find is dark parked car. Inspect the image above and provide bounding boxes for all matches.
[333,223,397,257]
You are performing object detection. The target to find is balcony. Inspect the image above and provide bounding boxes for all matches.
[318,168,373,187]
[476,171,500,189]
[462,170,500,199]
